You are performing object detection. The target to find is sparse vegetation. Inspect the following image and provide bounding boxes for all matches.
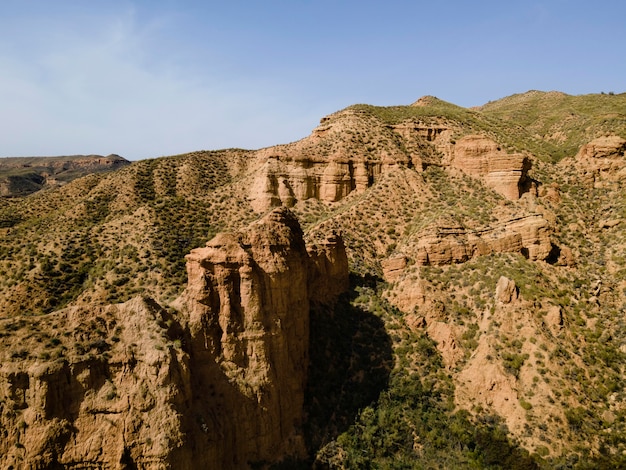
[1,91,625,468]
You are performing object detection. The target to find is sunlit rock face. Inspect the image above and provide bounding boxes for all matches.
[451,135,532,200]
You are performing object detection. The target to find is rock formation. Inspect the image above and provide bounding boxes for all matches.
[176,207,347,467]
[0,296,191,469]
[495,276,519,304]
[413,214,553,266]
[249,154,382,212]
[451,135,532,199]
[250,117,533,212]
[248,108,448,212]
[574,135,626,186]
[0,207,349,469]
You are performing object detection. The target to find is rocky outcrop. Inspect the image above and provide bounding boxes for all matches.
[381,255,408,282]
[496,276,519,304]
[414,215,553,265]
[574,135,626,186]
[248,108,448,212]
[451,135,532,199]
[0,296,191,469]
[177,207,314,467]
[0,208,349,469]
[576,135,626,160]
[174,207,348,467]
[249,154,381,212]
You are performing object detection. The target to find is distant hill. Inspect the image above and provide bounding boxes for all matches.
[0,154,130,197]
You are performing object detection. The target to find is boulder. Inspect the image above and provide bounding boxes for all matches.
[495,276,519,304]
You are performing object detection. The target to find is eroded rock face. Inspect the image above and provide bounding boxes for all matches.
[451,135,532,199]
[0,296,191,469]
[249,154,381,212]
[175,206,348,468]
[574,135,626,186]
[496,276,519,304]
[248,108,448,212]
[414,215,553,266]
[0,208,349,469]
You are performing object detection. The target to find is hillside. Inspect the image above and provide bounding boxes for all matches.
[0,154,130,197]
[0,91,625,468]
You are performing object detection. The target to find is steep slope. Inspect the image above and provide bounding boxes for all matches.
[0,91,625,468]
[480,90,626,161]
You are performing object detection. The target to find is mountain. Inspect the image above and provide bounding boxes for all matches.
[0,91,625,468]
[0,154,130,197]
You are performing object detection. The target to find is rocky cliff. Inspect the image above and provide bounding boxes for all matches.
[0,208,348,469]
[411,214,554,266]
[573,135,626,186]
[450,135,532,199]
[249,111,533,212]
[1,91,625,468]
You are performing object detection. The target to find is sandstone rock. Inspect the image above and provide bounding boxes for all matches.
[249,154,382,212]
[307,231,350,303]
[574,135,626,185]
[576,135,626,160]
[553,245,575,267]
[248,108,449,212]
[599,219,621,229]
[174,207,348,467]
[495,276,518,304]
[427,321,464,368]
[451,135,532,199]
[0,296,191,469]
[414,215,553,265]
[381,255,408,282]
[544,305,564,336]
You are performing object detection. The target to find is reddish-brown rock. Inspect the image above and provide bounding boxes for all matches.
[495,276,519,304]
[414,215,553,265]
[574,135,626,186]
[0,296,191,469]
[174,207,348,467]
[381,255,408,282]
[451,135,532,199]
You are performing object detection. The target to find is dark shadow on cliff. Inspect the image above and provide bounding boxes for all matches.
[302,273,394,460]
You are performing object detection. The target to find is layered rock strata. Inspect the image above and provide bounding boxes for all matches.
[574,135,626,185]
[0,296,191,469]
[451,135,532,199]
[414,215,553,266]
[177,207,348,467]
[249,155,381,212]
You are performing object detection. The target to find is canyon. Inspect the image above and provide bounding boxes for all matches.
[0,90,625,468]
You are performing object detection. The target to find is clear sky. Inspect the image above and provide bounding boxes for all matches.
[1,0,624,160]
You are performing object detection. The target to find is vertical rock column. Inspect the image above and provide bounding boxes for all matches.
[179,207,314,467]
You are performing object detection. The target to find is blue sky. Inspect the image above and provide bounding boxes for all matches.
[1,1,624,160]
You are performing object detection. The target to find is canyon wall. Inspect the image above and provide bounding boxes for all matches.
[451,135,532,200]
[411,214,554,266]
[249,112,533,212]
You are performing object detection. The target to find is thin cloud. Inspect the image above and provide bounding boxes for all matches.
[0,9,319,159]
